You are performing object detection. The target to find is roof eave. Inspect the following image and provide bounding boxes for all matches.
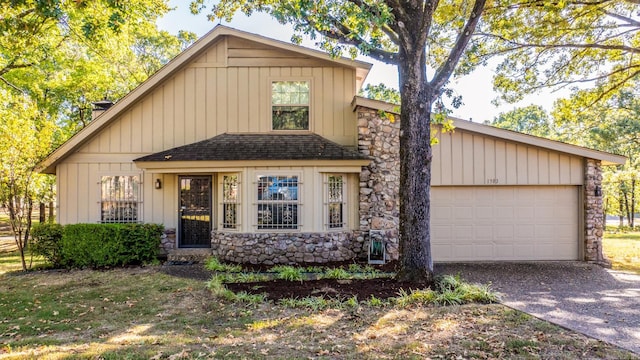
[134,159,371,172]
[352,96,627,165]
[448,117,627,165]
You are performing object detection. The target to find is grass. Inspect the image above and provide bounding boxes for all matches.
[0,250,636,359]
[603,232,640,273]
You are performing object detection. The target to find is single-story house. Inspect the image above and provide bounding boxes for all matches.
[38,25,626,265]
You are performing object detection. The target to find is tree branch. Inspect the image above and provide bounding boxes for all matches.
[430,0,488,98]
[0,76,25,93]
[477,32,640,55]
[384,0,414,52]
[306,15,399,64]
[0,60,35,77]
[603,10,640,27]
[344,0,400,44]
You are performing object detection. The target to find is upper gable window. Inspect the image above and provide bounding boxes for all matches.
[272,81,309,130]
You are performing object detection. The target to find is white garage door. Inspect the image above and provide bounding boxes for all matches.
[431,186,579,262]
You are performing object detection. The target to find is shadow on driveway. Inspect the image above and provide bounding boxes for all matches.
[436,262,640,355]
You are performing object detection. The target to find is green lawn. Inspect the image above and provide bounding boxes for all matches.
[604,232,640,274]
[0,247,636,359]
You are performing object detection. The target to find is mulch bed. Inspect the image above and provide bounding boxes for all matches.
[160,260,432,300]
[225,278,429,301]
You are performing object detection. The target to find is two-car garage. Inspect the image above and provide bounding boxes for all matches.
[426,119,625,263]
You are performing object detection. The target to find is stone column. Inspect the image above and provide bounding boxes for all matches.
[159,228,176,256]
[357,107,400,260]
[584,159,610,266]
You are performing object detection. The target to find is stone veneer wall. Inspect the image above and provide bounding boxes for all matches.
[211,231,361,265]
[160,228,176,256]
[584,159,609,266]
[356,107,401,260]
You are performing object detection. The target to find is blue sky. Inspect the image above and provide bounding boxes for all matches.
[156,1,566,122]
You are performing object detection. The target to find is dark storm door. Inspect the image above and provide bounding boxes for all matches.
[179,176,212,248]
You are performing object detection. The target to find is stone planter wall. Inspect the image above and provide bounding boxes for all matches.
[356,107,401,260]
[584,159,609,266]
[159,228,176,256]
[211,231,363,265]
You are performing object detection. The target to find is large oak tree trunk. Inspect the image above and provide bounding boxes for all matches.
[395,45,434,284]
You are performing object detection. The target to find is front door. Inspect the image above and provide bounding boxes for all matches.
[179,176,212,248]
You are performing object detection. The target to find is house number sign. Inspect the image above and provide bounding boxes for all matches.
[486,178,499,184]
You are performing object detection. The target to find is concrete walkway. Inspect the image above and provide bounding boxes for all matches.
[436,262,640,355]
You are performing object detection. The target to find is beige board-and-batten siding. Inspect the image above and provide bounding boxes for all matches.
[432,128,583,186]
[55,35,362,226]
[76,36,358,155]
[430,128,582,261]
[56,161,178,226]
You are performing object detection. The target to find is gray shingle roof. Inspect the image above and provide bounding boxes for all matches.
[133,133,369,162]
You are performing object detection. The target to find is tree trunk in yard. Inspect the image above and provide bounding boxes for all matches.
[39,202,46,223]
[631,178,635,228]
[395,43,434,284]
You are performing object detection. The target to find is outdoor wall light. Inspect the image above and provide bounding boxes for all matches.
[155,178,162,189]
[595,186,602,197]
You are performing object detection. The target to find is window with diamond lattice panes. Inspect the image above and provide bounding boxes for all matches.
[222,174,239,229]
[100,175,141,223]
[327,175,345,229]
[272,81,309,130]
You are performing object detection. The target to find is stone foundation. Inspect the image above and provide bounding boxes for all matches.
[211,231,363,265]
[584,159,609,266]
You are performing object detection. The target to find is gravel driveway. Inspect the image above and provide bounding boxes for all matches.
[436,262,640,355]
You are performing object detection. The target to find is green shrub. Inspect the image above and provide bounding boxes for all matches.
[31,223,64,267]
[204,257,243,272]
[59,223,163,268]
[323,267,351,279]
[270,265,303,281]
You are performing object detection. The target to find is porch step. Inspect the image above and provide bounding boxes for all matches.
[167,248,212,263]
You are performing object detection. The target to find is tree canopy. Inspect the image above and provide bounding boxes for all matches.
[485,1,640,108]
[1,0,195,135]
[486,105,553,138]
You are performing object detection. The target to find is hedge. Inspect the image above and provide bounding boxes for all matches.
[31,223,163,268]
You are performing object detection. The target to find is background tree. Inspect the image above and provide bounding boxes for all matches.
[0,91,55,271]
[485,1,640,107]
[1,0,196,136]
[360,83,401,105]
[552,87,640,229]
[0,0,195,269]
[485,105,553,138]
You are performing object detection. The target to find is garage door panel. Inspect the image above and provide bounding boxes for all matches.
[432,186,579,262]
[494,188,515,203]
[535,207,556,219]
[515,224,535,238]
[514,244,534,256]
[453,245,476,259]
[474,225,493,239]
[475,206,493,219]
[454,226,474,239]
[495,207,515,219]
[515,206,535,219]
[432,207,452,221]
[475,245,494,258]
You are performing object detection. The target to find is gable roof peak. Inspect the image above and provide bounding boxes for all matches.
[37,25,372,174]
